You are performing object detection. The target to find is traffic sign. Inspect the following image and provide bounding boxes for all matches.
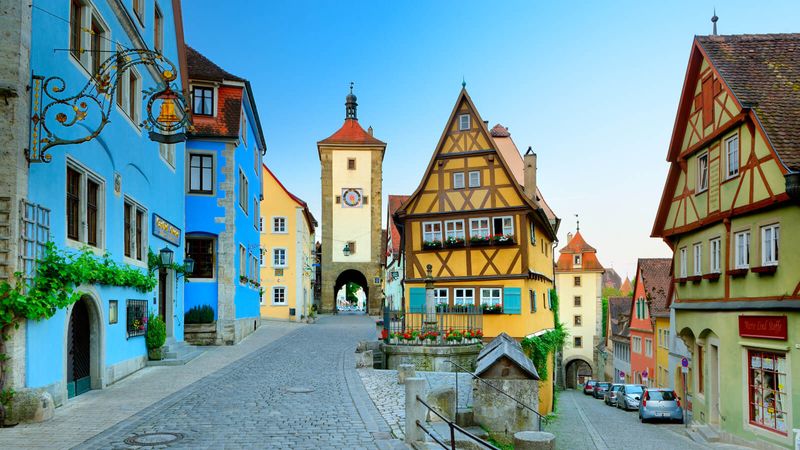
[681,357,689,368]
[642,369,649,378]
[682,366,689,374]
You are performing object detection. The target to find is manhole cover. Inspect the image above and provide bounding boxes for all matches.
[124,432,184,446]
[286,387,315,393]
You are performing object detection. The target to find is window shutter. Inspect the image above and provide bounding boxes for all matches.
[503,287,521,314]
[409,288,426,313]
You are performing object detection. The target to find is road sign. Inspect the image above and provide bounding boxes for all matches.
[642,369,649,378]
[682,366,689,374]
[619,371,625,379]
[681,357,689,368]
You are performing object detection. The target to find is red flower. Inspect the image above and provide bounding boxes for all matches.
[381,329,389,339]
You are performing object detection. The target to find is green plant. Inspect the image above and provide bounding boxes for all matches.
[520,289,567,381]
[184,305,215,324]
[601,297,609,339]
[145,313,166,350]
[147,249,189,279]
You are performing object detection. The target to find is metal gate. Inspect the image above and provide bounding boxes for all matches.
[67,299,91,398]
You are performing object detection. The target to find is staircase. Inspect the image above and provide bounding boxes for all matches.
[147,339,204,366]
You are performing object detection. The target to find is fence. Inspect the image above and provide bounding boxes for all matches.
[384,305,482,343]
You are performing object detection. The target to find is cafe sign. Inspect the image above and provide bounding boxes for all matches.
[738,315,787,340]
[152,214,181,246]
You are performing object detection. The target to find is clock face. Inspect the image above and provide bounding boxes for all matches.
[342,188,362,207]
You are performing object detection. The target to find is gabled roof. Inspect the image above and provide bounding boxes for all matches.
[603,268,622,290]
[263,164,317,233]
[636,258,672,318]
[620,277,632,296]
[186,45,244,82]
[609,296,632,339]
[318,119,385,146]
[386,195,410,264]
[475,334,540,380]
[556,231,603,271]
[697,34,800,171]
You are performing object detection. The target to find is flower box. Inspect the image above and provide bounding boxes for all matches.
[491,234,515,245]
[702,273,721,282]
[481,304,503,314]
[469,237,492,247]
[422,240,443,250]
[675,277,687,285]
[751,265,777,275]
[727,268,748,278]
[444,238,465,248]
[687,275,702,283]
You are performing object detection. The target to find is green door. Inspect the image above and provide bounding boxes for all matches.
[67,299,91,399]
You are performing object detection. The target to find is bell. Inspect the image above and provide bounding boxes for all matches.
[156,96,180,125]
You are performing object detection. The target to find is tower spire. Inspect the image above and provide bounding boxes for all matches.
[575,213,580,232]
[345,81,358,120]
[711,9,718,36]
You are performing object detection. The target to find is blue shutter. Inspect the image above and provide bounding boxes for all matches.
[409,288,426,313]
[503,287,521,314]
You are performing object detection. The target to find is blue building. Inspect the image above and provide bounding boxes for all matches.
[183,46,265,345]
[13,0,190,407]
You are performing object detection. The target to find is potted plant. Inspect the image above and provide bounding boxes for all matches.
[444,236,465,248]
[445,329,463,345]
[469,235,491,246]
[421,330,439,344]
[145,313,166,360]
[239,275,248,284]
[481,303,503,314]
[492,234,515,245]
[422,240,443,250]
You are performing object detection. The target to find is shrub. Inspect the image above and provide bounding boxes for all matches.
[145,313,166,350]
[185,304,215,324]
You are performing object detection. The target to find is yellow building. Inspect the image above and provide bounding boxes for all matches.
[654,317,670,388]
[394,88,560,414]
[260,165,317,321]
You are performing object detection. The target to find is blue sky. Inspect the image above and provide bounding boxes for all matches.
[183,1,799,279]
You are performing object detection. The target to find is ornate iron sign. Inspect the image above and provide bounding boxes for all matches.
[28,49,192,163]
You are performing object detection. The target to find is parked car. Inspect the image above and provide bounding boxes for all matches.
[604,384,624,406]
[639,388,684,423]
[583,380,597,395]
[617,384,646,411]
[593,382,612,399]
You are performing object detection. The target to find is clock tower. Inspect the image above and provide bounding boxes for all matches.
[318,85,386,314]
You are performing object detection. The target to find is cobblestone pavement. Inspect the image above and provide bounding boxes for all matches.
[548,389,709,450]
[358,368,474,440]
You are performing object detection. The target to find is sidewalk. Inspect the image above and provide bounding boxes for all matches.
[0,320,303,450]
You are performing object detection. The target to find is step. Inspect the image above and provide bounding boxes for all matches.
[698,425,721,442]
[428,422,489,445]
[147,348,204,366]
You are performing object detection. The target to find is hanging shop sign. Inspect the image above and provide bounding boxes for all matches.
[152,214,181,246]
[738,315,787,340]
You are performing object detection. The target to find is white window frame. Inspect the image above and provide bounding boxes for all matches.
[574,254,581,266]
[444,220,465,240]
[454,288,474,306]
[679,247,687,277]
[123,196,147,264]
[697,152,709,193]
[645,338,653,357]
[272,216,287,234]
[710,238,721,273]
[159,143,175,169]
[735,230,750,269]
[479,288,502,307]
[238,168,248,214]
[239,244,247,280]
[492,216,514,237]
[273,247,287,268]
[422,221,442,243]
[761,224,779,266]
[434,288,448,305]
[65,158,106,250]
[725,135,739,179]
[693,243,702,276]
[469,218,490,239]
[259,248,265,267]
[468,170,481,188]
[253,199,259,230]
[124,68,142,128]
[633,336,642,354]
[458,114,470,131]
[272,286,287,305]
[453,172,465,189]
[153,3,163,52]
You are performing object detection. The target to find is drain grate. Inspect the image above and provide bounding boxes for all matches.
[124,432,184,446]
[285,387,315,393]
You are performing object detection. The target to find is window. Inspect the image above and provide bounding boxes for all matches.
[132,0,144,23]
[492,216,513,237]
[192,87,214,116]
[253,199,259,229]
[697,152,709,193]
[469,218,490,239]
[239,169,248,214]
[468,171,480,188]
[574,315,582,326]
[761,224,779,266]
[188,154,213,194]
[240,109,248,147]
[422,222,442,243]
[529,290,536,312]
[273,248,287,268]
[697,346,704,394]
[574,255,581,266]
[273,217,287,233]
[239,245,246,279]
[726,135,739,178]
[693,243,702,276]
[633,336,642,353]
[259,248,264,267]
[735,231,750,269]
[90,15,106,76]
[335,195,341,204]
[126,299,148,338]
[458,114,470,131]
[747,350,788,434]
[70,0,83,61]
[153,4,163,52]
[259,217,263,232]
[347,241,356,255]
[444,220,465,241]
[66,162,104,248]
[454,288,474,306]
[710,238,721,273]
[347,158,356,170]
[480,288,502,307]
[453,172,465,189]
[434,288,448,306]
[679,247,687,277]
[574,296,581,307]
[529,221,536,245]
[128,70,140,123]
[186,236,214,278]
[574,336,583,348]
[574,276,581,287]
[645,338,653,357]
[123,198,146,262]
[272,286,287,305]
[159,143,175,168]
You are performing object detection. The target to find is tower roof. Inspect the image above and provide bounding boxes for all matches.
[620,277,633,296]
[555,230,603,271]
[318,119,385,145]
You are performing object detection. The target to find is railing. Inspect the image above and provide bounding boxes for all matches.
[384,305,482,343]
[416,395,499,450]
[446,359,547,432]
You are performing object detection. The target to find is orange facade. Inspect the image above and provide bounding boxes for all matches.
[629,269,655,386]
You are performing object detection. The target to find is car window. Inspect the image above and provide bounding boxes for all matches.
[625,385,643,394]
[611,385,622,392]
[586,380,595,386]
[646,391,676,401]
[598,383,610,388]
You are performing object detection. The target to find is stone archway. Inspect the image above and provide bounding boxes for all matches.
[563,356,593,388]
[334,269,369,314]
[63,292,105,400]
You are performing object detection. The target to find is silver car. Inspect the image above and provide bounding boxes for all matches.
[639,388,684,423]
[604,383,624,406]
[617,384,646,411]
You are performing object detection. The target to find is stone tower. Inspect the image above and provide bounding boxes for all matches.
[317,86,386,314]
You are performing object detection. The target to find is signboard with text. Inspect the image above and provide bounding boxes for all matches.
[738,315,787,340]
[152,214,181,246]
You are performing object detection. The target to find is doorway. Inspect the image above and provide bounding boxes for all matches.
[67,298,91,398]
[708,343,720,425]
[157,268,174,338]
[334,269,368,314]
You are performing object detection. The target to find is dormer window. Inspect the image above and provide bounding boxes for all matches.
[459,114,471,131]
[192,87,214,116]
[574,255,581,266]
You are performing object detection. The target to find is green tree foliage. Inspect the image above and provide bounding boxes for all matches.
[520,289,567,381]
[185,305,215,324]
[602,286,622,298]
[346,282,360,304]
[601,298,609,338]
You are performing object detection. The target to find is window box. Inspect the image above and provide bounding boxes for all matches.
[751,265,777,276]
[481,304,503,314]
[687,275,702,283]
[702,273,721,282]
[469,236,491,246]
[444,237,465,248]
[491,234,515,245]
[727,268,749,278]
[422,240,442,250]
[239,275,248,284]
[675,277,687,285]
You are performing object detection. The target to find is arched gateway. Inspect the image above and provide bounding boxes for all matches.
[334,269,369,314]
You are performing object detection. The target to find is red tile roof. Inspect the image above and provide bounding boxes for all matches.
[489,123,511,137]
[386,195,410,264]
[186,45,244,82]
[609,296,633,338]
[697,34,800,171]
[318,119,386,145]
[620,277,632,296]
[263,164,317,233]
[636,258,672,318]
[555,231,603,271]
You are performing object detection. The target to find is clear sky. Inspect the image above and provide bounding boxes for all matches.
[183,0,799,280]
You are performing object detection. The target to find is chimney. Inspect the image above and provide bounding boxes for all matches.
[523,146,538,206]
[367,126,373,136]
[567,232,573,242]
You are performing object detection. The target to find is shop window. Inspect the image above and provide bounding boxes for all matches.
[748,350,788,434]
[186,236,214,279]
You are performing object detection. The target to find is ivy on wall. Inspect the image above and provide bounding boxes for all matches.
[520,288,567,381]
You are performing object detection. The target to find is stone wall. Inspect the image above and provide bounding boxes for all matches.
[216,141,238,345]
[184,323,217,345]
[473,379,540,443]
[383,344,480,372]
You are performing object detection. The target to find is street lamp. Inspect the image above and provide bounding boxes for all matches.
[159,246,174,267]
[343,243,351,257]
[184,257,195,275]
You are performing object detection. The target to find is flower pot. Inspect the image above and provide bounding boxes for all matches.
[148,347,164,361]
[469,240,491,247]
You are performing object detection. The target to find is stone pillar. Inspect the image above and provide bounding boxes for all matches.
[404,377,428,445]
[424,264,436,327]
[397,364,415,384]
[513,431,556,450]
[216,142,238,345]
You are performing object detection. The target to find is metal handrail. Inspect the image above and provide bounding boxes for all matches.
[445,359,547,431]
[416,395,499,450]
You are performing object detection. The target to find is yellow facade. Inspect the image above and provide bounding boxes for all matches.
[654,317,670,388]
[260,165,316,321]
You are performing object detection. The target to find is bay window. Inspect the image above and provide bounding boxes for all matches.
[748,350,788,434]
